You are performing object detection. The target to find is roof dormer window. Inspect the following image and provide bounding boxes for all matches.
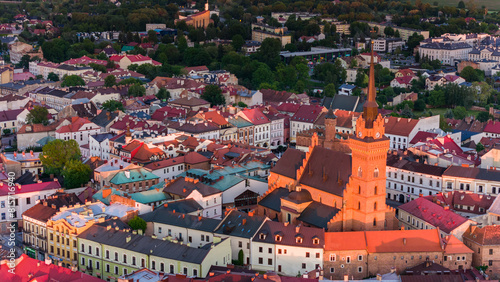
[259,233,266,240]
[296,236,303,244]
[275,235,282,242]
[313,238,319,245]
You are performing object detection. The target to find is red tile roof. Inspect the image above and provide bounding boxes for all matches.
[397,69,415,76]
[409,131,438,145]
[484,120,500,134]
[423,191,495,215]
[365,229,443,253]
[276,102,301,113]
[443,235,473,254]
[383,116,419,136]
[56,117,94,133]
[238,108,271,125]
[63,56,107,66]
[109,54,153,63]
[183,65,209,73]
[463,225,500,245]
[324,231,367,251]
[0,254,104,282]
[394,76,415,85]
[291,105,325,123]
[0,180,61,196]
[399,197,470,234]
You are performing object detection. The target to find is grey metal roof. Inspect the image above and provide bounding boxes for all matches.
[443,166,500,181]
[78,224,220,263]
[258,188,290,212]
[140,209,221,232]
[214,210,267,239]
[419,42,472,50]
[297,201,340,230]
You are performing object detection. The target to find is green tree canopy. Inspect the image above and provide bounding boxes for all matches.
[101,100,124,112]
[41,139,81,176]
[460,66,484,82]
[47,72,59,82]
[104,75,116,87]
[156,88,171,101]
[62,159,91,189]
[128,84,146,97]
[323,83,336,97]
[128,216,147,232]
[476,111,492,122]
[231,34,245,52]
[26,106,49,125]
[61,75,85,87]
[201,85,225,106]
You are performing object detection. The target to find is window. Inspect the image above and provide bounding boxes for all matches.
[81,243,85,252]
[306,252,310,258]
[132,256,136,266]
[96,261,100,270]
[374,168,379,178]
[330,268,335,273]
[114,252,118,261]
[183,267,188,275]
[152,261,156,270]
[302,263,306,269]
[358,255,363,261]
[106,250,109,259]
[346,256,351,263]
[358,267,363,273]
[316,253,320,258]
[88,245,92,255]
[259,258,263,264]
[123,254,127,264]
[160,263,165,272]
[170,264,174,274]
[201,235,204,241]
[259,247,263,253]
[81,257,85,266]
[26,198,31,205]
[106,264,110,273]
[373,218,377,226]
[490,249,493,255]
[268,258,272,265]
[489,260,493,266]
[330,254,336,262]
[158,227,162,234]
[296,237,303,243]
[268,248,272,254]
[96,247,99,256]
[193,269,198,277]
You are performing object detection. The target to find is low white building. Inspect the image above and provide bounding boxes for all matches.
[384,115,440,150]
[89,133,114,160]
[251,221,324,276]
[55,117,101,146]
[290,105,326,143]
[442,166,500,196]
[386,154,447,203]
[418,42,472,66]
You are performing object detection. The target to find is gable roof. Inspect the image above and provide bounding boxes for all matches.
[383,116,419,136]
[253,221,324,248]
[291,105,325,123]
[270,148,305,179]
[214,210,267,239]
[140,209,221,233]
[463,225,500,246]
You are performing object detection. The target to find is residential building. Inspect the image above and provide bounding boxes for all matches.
[17,121,66,150]
[236,108,272,147]
[463,225,500,279]
[251,221,324,276]
[1,150,44,176]
[144,152,210,182]
[29,61,92,80]
[89,133,115,160]
[289,105,326,143]
[338,84,356,95]
[484,120,500,138]
[141,209,221,247]
[214,210,267,265]
[390,76,416,88]
[108,54,161,70]
[22,192,83,260]
[109,167,161,193]
[398,197,474,239]
[384,115,440,150]
[163,176,223,219]
[77,224,231,279]
[372,38,404,53]
[169,97,211,112]
[55,117,101,146]
[0,179,61,233]
[47,201,138,268]
[442,166,500,196]
[252,29,291,47]
[386,154,447,203]
[362,21,429,41]
[0,66,13,84]
[228,116,254,145]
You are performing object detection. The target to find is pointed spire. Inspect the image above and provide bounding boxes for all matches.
[362,35,379,129]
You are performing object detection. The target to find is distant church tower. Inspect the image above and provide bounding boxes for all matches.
[343,42,394,231]
[205,0,209,11]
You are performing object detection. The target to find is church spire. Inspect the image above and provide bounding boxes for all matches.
[362,33,379,129]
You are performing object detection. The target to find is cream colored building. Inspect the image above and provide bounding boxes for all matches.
[29,61,91,80]
[419,42,472,66]
[480,148,500,170]
[442,166,500,196]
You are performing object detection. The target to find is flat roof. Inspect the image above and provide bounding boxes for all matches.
[280,48,351,58]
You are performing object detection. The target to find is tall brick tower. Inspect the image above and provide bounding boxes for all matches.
[343,42,394,231]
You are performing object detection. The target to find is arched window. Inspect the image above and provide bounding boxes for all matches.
[373,218,377,226]
[374,202,377,211]
[358,186,361,194]
[358,167,363,177]
[374,168,379,178]
[358,202,361,210]
[374,186,378,195]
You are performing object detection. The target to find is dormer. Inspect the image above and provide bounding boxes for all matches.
[259,233,266,240]
[295,235,303,244]
[275,234,282,242]
[312,236,320,245]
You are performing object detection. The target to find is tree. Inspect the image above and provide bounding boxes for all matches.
[414,99,426,111]
[460,66,482,82]
[201,85,225,106]
[156,88,171,101]
[128,216,147,232]
[47,72,59,82]
[253,38,282,70]
[89,63,107,73]
[147,30,158,44]
[452,106,467,120]
[231,34,245,52]
[429,89,446,107]
[2,129,11,135]
[252,65,275,89]
[26,106,49,125]
[104,75,116,87]
[101,100,124,112]
[349,59,358,69]
[62,159,91,189]
[384,26,395,37]
[476,111,492,122]
[323,83,336,97]
[355,71,368,88]
[400,104,414,118]
[408,32,424,51]
[476,142,485,152]
[237,101,248,108]
[61,75,85,87]
[458,1,466,8]
[41,139,81,176]
[237,249,244,265]
[128,84,146,97]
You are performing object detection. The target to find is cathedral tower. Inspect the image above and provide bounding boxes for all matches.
[344,42,393,231]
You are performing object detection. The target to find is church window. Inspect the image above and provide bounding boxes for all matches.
[358,202,361,210]
[374,202,377,211]
[358,186,361,194]
[374,186,377,195]
[357,167,362,177]
[373,168,379,178]
[373,218,377,226]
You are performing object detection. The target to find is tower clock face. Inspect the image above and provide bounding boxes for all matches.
[376,132,381,138]
[358,131,362,138]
